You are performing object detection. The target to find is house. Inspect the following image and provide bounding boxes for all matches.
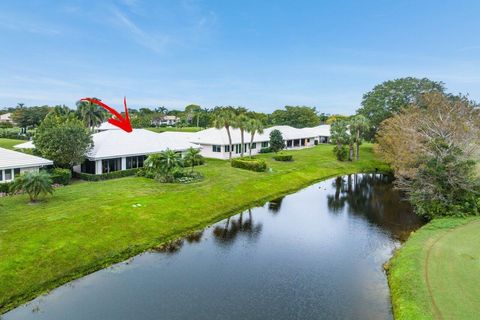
[188,125,331,160]
[0,147,53,183]
[0,113,13,124]
[73,129,199,175]
[151,115,180,126]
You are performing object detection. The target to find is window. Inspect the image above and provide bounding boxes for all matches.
[0,170,3,181]
[261,141,269,148]
[224,145,230,152]
[14,168,20,177]
[307,138,310,143]
[81,160,96,174]
[235,144,241,154]
[251,143,256,149]
[293,139,300,147]
[102,158,122,173]
[212,145,221,152]
[301,139,306,146]
[286,140,292,147]
[126,155,146,169]
[4,169,12,181]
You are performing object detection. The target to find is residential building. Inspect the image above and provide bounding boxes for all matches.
[0,113,13,124]
[0,147,53,183]
[151,115,180,126]
[73,129,199,175]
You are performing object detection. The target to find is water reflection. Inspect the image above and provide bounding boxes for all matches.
[327,173,424,240]
[213,209,263,245]
[267,197,284,213]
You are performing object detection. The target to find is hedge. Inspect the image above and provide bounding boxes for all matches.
[0,130,30,140]
[273,154,293,162]
[0,181,13,194]
[259,147,272,154]
[74,168,139,181]
[231,158,267,172]
[50,168,72,185]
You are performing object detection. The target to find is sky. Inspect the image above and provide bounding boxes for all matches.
[1,0,480,115]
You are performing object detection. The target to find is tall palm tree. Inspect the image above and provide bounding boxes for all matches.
[11,171,54,203]
[349,115,369,160]
[245,118,264,157]
[213,109,236,159]
[234,113,250,157]
[184,147,203,173]
[76,98,106,131]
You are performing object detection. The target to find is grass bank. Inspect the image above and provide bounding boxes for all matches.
[387,217,480,319]
[0,138,24,150]
[0,144,386,313]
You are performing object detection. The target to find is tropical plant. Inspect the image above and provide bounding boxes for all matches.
[213,108,236,159]
[10,171,54,203]
[184,147,203,173]
[234,113,250,157]
[349,115,369,160]
[269,129,285,153]
[76,98,107,131]
[330,120,351,161]
[246,118,264,157]
[144,150,182,182]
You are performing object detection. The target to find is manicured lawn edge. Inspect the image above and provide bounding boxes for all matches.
[386,217,480,320]
[0,145,386,314]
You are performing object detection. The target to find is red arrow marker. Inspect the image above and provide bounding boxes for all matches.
[81,97,133,133]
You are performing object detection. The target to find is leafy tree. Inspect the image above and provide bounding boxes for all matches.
[76,98,107,131]
[349,115,369,160]
[270,106,320,128]
[213,108,236,159]
[34,115,93,168]
[326,114,349,124]
[184,104,202,127]
[330,120,351,161]
[269,129,285,153]
[130,114,152,128]
[144,150,182,182]
[234,113,250,157]
[184,147,203,173]
[50,105,75,118]
[357,77,445,140]
[12,105,51,131]
[377,92,480,217]
[246,118,264,157]
[11,171,54,203]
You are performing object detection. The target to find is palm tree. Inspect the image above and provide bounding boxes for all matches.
[213,109,236,159]
[76,98,106,131]
[245,118,264,157]
[349,115,369,160]
[184,147,203,173]
[145,150,182,182]
[234,113,250,157]
[11,171,54,203]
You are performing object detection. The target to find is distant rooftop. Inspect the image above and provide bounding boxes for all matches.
[0,147,53,170]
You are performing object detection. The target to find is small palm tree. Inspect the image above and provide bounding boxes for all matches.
[11,171,54,203]
[76,98,106,131]
[245,118,264,157]
[234,113,250,157]
[213,108,236,159]
[145,150,182,182]
[184,147,203,173]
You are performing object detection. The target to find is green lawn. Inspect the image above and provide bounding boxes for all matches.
[0,138,24,150]
[146,127,203,133]
[388,217,480,319]
[0,144,386,313]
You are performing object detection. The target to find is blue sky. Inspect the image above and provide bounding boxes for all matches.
[1,0,479,114]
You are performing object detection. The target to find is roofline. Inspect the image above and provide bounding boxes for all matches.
[86,147,200,161]
[0,162,53,170]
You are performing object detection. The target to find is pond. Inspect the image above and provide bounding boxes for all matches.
[3,174,424,320]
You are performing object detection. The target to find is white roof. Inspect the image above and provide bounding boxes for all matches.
[96,122,121,131]
[13,140,35,149]
[0,147,53,170]
[0,113,12,121]
[87,129,199,160]
[189,124,330,145]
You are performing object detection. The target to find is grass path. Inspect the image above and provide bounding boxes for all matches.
[0,144,386,313]
[388,217,480,319]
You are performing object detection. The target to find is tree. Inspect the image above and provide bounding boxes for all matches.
[330,120,351,161]
[234,113,250,157]
[50,105,75,118]
[184,104,202,127]
[184,147,203,173]
[76,98,107,131]
[357,77,445,140]
[144,150,182,182]
[246,118,264,157]
[269,129,285,153]
[213,108,236,159]
[34,115,93,168]
[12,105,51,132]
[376,92,480,218]
[270,106,320,128]
[349,115,369,160]
[11,171,54,203]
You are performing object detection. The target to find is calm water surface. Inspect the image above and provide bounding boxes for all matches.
[3,174,424,320]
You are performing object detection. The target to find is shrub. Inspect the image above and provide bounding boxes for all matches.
[259,147,272,154]
[231,157,267,172]
[333,145,349,161]
[273,155,293,162]
[50,168,72,185]
[74,168,139,181]
[0,129,30,140]
[0,181,14,194]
